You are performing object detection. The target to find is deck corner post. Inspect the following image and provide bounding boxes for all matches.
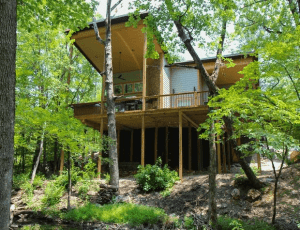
[141,115,145,166]
[179,111,183,182]
[154,125,158,163]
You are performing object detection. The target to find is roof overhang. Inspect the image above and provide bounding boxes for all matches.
[166,54,255,85]
[70,12,163,74]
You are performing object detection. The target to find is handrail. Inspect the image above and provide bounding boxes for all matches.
[145,91,209,98]
[73,91,209,116]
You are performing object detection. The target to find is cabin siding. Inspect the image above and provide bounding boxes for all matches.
[171,68,198,93]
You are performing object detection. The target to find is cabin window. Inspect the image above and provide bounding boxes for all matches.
[134,82,143,92]
[124,83,133,94]
[114,85,122,95]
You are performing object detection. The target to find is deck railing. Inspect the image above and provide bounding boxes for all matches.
[73,91,209,116]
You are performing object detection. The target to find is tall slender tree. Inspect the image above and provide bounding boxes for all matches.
[0,1,17,229]
[92,0,123,188]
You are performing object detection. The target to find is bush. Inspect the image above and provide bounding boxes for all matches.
[32,174,45,188]
[41,182,64,206]
[217,216,276,230]
[234,166,260,183]
[54,169,81,189]
[83,159,97,180]
[62,203,167,226]
[134,157,180,193]
[184,216,196,229]
[13,173,30,190]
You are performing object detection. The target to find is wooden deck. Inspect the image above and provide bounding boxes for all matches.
[72,91,209,131]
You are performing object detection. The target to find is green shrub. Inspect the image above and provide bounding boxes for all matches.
[134,157,180,192]
[184,216,196,229]
[41,182,64,206]
[54,169,81,189]
[21,180,34,199]
[32,174,45,188]
[234,165,259,183]
[13,173,30,190]
[62,203,167,226]
[217,216,275,230]
[83,159,97,180]
[105,173,110,184]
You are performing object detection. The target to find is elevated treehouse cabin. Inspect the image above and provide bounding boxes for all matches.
[70,13,254,180]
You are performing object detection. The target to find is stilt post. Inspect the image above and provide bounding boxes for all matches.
[222,136,227,173]
[165,126,168,165]
[188,123,192,171]
[154,125,158,163]
[179,111,183,182]
[141,115,145,166]
[59,149,64,175]
[227,135,231,171]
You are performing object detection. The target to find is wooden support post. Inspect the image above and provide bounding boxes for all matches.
[188,123,192,171]
[257,153,261,173]
[165,126,168,165]
[256,139,261,173]
[142,34,147,111]
[159,53,164,109]
[227,137,231,171]
[98,118,103,179]
[217,135,222,174]
[59,149,64,175]
[154,125,158,163]
[141,115,145,166]
[179,111,183,182]
[130,130,133,162]
[117,130,120,162]
[222,136,227,173]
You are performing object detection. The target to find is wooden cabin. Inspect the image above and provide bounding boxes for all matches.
[70,13,254,179]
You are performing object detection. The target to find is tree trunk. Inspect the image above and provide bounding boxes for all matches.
[105,0,119,188]
[271,145,288,224]
[223,116,262,189]
[208,119,217,226]
[0,2,17,227]
[53,139,58,174]
[31,137,44,184]
[172,12,262,188]
[67,149,71,210]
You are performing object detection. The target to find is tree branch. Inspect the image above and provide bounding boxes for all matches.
[211,19,227,84]
[92,17,105,45]
[279,62,300,100]
[111,0,123,12]
[243,0,268,8]
[173,20,219,95]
